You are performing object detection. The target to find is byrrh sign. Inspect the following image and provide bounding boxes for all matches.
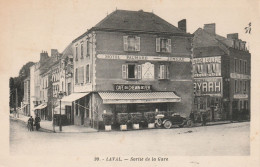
[194,77,222,96]
[193,56,221,78]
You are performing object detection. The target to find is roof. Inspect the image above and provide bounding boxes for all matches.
[61,43,73,59]
[73,9,191,42]
[193,28,233,50]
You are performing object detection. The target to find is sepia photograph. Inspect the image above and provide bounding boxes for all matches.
[1,0,259,166]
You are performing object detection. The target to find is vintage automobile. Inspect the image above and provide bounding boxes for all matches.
[155,113,187,129]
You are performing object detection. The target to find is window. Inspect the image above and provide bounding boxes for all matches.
[122,64,142,79]
[78,66,84,84]
[80,43,84,58]
[86,40,90,56]
[123,36,140,51]
[234,59,239,72]
[239,59,242,73]
[240,80,243,92]
[156,38,171,53]
[75,68,78,84]
[235,80,238,93]
[158,65,169,79]
[244,61,247,74]
[244,80,247,92]
[86,64,90,83]
[75,46,78,61]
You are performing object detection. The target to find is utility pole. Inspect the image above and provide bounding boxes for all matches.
[15,88,19,118]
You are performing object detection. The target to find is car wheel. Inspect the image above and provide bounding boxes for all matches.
[164,121,172,129]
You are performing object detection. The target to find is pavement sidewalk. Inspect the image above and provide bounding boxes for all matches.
[10,114,97,133]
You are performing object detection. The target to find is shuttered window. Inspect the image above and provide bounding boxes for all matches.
[123,36,140,51]
[75,46,78,61]
[156,38,171,53]
[86,40,90,57]
[80,43,84,58]
[75,68,78,84]
[158,65,169,79]
[78,66,84,84]
[122,64,142,79]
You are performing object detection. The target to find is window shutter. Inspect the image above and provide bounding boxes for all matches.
[160,65,165,79]
[134,65,138,79]
[123,36,128,51]
[135,37,140,51]
[122,64,127,79]
[137,65,142,79]
[156,38,160,52]
[166,65,170,79]
[167,39,171,52]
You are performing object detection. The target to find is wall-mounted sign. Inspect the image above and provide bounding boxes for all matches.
[193,56,221,78]
[114,84,151,91]
[230,73,250,80]
[142,62,154,80]
[194,77,222,97]
[233,94,248,99]
[97,54,190,62]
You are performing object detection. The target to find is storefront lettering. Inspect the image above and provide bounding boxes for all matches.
[114,84,151,91]
[192,56,221,64]
[194,77,222,96]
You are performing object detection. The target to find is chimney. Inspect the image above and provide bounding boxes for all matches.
[40,51,49,62]
[204,23,216,34]
[51,49,58,57]
[227,33,239,40]
[178,19,186,32]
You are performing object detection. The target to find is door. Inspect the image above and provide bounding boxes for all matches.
[66,106,72,125]
[80,110,85,125]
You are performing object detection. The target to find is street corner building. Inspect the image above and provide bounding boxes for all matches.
[192,23,251,122]
[67,10,194,129]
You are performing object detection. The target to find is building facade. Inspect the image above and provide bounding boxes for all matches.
[193,23,251,121]
[66,10,193,129]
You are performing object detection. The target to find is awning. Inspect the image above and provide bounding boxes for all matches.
[61,93,89,104]
[99,92,181,104]
[33,103,47,110]
[54,106,66,115]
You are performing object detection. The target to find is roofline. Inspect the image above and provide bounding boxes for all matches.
[72,27,193,43]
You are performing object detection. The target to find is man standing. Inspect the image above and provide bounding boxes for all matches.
[28,116,34,131]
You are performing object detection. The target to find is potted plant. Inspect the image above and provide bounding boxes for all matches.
[102,112,113,131]
[117,113,129,131]
[144,112,156,128]
[129,112,142,130]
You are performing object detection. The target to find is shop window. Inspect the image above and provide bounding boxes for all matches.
[158,65,169,79]
[80,43,84,59]
[86,64,90,83]
[122,64,142,79]
[244,101,248,110]
[123,36,140,51]
[156,38,171,53]
[115,104,127,113]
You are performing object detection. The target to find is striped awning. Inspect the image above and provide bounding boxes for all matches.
[98,92,181,104]
[61,93,89,103]
[33,103,47,110]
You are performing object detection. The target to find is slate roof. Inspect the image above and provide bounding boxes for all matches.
[61,43,73,59]
[73,9,191,42]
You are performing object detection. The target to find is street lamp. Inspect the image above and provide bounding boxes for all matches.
[58,91,64,131]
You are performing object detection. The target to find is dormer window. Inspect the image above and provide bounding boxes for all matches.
[156,38,171,53]
[123,36,140,52]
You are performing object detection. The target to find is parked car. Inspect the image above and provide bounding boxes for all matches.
[155,113,186,129]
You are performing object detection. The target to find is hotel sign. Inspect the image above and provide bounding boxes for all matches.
[194,77,222,97]
[97,54,190,62]
[114,84,151,91]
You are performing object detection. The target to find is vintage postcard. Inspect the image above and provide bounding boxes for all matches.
[0,0,259,166]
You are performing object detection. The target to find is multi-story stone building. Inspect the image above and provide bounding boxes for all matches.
[61,10,193,129]
[22,77,30,116]
[193,23,251,121]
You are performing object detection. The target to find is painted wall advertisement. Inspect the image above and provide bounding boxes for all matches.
[192,56,221,77]
[194,77,222,96]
